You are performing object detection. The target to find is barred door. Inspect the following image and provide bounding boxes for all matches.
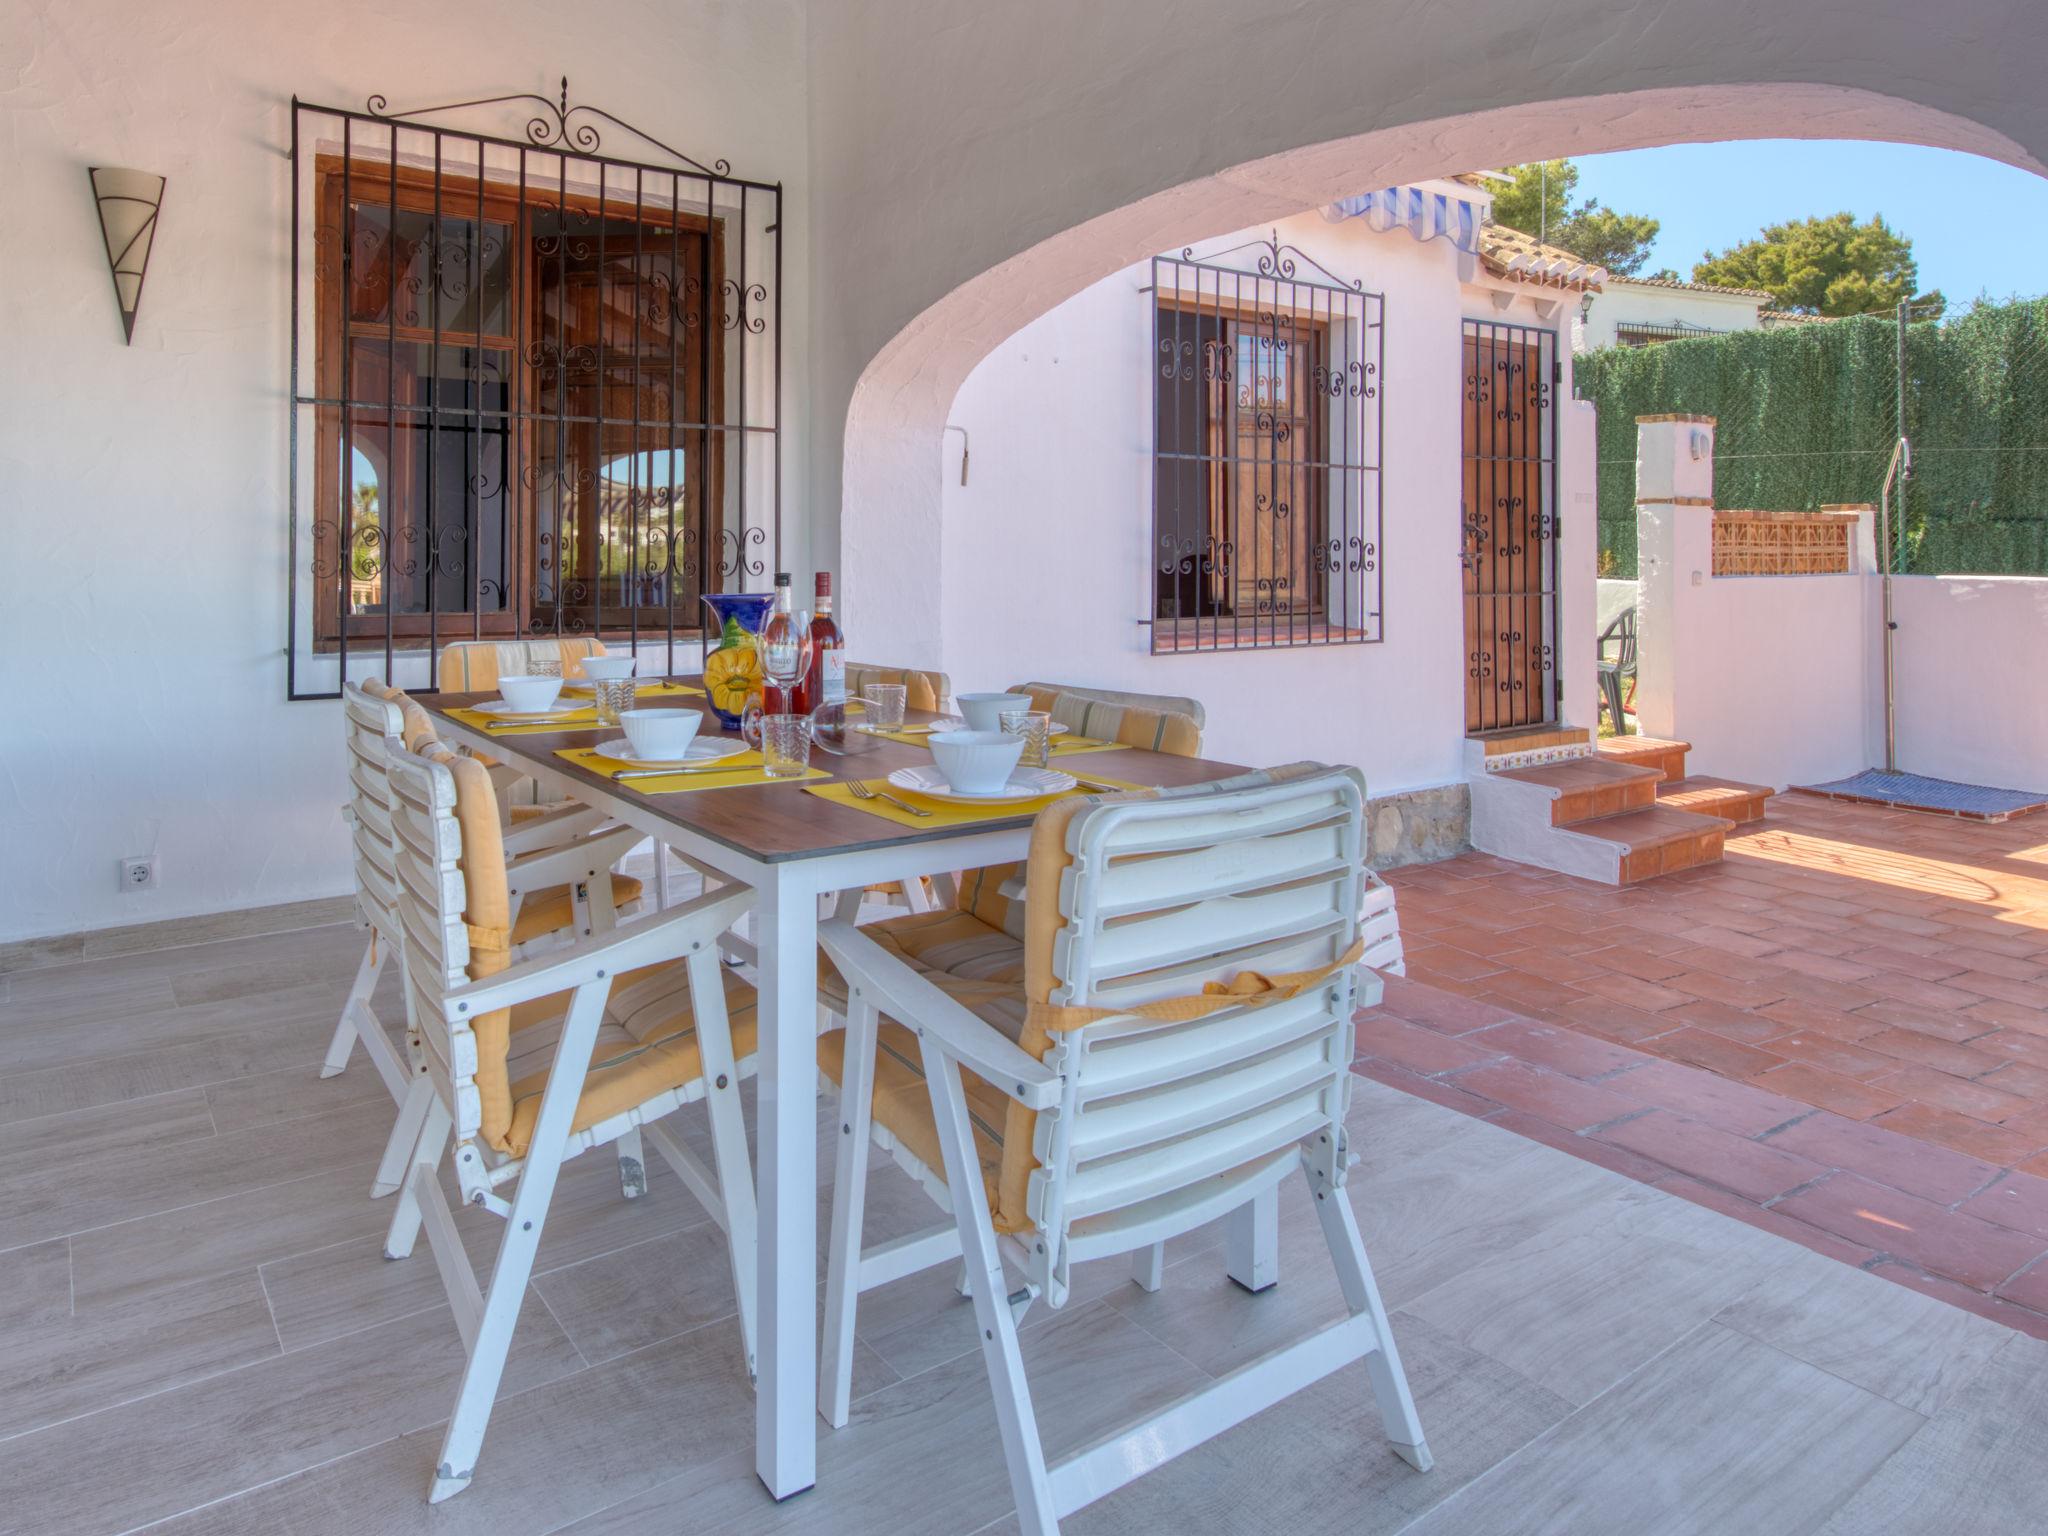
[1460,320,1559,733]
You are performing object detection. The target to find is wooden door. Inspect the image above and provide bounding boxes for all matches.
[1461,321,1559,734]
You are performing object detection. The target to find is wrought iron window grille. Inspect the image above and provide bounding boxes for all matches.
[287,78,781,699]
[1146,233,1385,654]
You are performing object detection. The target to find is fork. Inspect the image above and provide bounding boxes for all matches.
[846,779,933,817]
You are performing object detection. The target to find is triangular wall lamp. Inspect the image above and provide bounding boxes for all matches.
[89,166,166,344]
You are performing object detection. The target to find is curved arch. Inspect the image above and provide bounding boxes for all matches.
[819,69,2045,664]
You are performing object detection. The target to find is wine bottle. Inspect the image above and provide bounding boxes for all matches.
[760,572,801,713]
[796,571,845,714]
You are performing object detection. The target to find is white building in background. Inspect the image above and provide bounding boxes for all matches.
[928,178,1605,857]
[1576,273,1778,350]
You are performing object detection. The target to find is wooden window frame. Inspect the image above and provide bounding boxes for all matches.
[311,154,726,651]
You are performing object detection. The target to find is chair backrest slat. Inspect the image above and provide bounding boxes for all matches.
[342,682,410,943]
[1019,765,1366,1275]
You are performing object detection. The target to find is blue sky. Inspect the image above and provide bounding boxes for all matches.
[1571,141,2048,304]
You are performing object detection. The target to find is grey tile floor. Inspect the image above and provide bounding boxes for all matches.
[2,919,2044,1534]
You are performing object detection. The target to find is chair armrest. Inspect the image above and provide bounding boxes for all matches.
[501,803,611,856]
[504,826,644,895]
[444,883,755,1021]
[818,919,1059,1110]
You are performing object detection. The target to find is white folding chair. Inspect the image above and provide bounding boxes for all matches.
[323,681,649,1199]
[382,738,761,1503]
[816,764,1430,1532]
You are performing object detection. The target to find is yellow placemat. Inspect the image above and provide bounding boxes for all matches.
[555,745,827,795]
[447,705,602,736]
[806,779,1081,830]
[561,679,705,699]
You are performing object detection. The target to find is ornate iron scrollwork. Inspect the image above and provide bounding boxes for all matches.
[368,76,735,178]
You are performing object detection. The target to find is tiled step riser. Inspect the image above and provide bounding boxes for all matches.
[1620,825,1727,884]
[1660,787,1769,824]
[1552,778,1661,827]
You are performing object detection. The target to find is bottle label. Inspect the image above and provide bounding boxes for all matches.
[764,640,799,675]
[822,650,847,704]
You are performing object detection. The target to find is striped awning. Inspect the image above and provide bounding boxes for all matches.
[1321,185,1483,254]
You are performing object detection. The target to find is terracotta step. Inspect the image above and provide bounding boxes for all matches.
[1598,734,1689,783]
[1657,775,1772,825]
[1494,756,1664,826]
[1559,805,1730,884]
[1479,725,1590,758]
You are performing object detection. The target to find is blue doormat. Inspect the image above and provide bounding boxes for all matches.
[1793,769,2048,822]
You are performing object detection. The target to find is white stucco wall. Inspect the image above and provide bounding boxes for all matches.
[1891,576,2048,791]
[1578,281,1766,351]
[1597,578,1641,632]
[0,0,810,942]
[934,209,1590,797]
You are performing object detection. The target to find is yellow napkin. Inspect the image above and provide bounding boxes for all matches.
[446,705,601,736]
[555,745,827,794]
[805,779,1080,829]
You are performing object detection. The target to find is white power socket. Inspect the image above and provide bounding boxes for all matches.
[120,856,158,892]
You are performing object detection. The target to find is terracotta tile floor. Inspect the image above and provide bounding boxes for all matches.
[1357,791,2048,1338]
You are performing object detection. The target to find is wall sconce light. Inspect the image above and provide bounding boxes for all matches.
[89,166,166,344]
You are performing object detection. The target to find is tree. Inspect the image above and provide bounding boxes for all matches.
[1693,212,1943,318]
[1489,160,1662,277]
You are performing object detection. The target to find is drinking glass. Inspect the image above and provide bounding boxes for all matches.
[1000,708,1053,769]
[861,682,908,731]
[528,658,563,680]
[592,677,636,726]
[760,714,813,778]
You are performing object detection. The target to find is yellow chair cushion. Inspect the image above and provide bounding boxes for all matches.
[437,637,608,693]
[511,876,646,945]
[423,745,641,1155]
[504,962,758,1158]
[952,685,1203,939]
[1013,684,1203,757]
[844,662,951,715]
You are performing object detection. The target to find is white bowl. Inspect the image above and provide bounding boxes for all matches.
[620,708,702,762]
[498,674,563,713]
[929,729,1025,795]
[578,654,637,681]
[957,692,1033,731]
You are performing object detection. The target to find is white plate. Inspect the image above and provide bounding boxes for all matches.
[922,715,1069,737]
[593,736,747,769]
[476,701,583,720]
[887,764,1076,804]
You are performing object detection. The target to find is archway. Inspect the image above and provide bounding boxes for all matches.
[813,71,2044,664]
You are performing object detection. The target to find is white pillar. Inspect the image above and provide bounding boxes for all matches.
[1632,415,1715,743]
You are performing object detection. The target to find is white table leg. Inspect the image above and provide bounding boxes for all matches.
[755,864,818,1500]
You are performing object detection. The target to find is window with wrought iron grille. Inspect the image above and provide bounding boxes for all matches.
[1148,237,1383,653]
[287,82,781,698]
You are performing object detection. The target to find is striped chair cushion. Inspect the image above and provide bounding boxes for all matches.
[437,637,608,693]
[845,662,951,714]
[1011,683,1203,757]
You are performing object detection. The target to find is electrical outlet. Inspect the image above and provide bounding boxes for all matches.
[120,856,157,892]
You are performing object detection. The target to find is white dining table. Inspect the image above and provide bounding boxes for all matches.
[426,689,1244,1500]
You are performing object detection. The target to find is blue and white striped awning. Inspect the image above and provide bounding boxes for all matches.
[1321,185,1483,254]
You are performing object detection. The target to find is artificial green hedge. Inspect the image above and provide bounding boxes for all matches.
[1578,298,2048,578]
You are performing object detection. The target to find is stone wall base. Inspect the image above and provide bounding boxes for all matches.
[1368,783,1471,869]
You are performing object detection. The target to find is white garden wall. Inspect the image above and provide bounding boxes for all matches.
[0,0,810,942]
[934,208,1592,798]
[1891,576,2048,791]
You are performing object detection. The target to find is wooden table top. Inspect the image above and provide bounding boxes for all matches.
[421,686,1246,866]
